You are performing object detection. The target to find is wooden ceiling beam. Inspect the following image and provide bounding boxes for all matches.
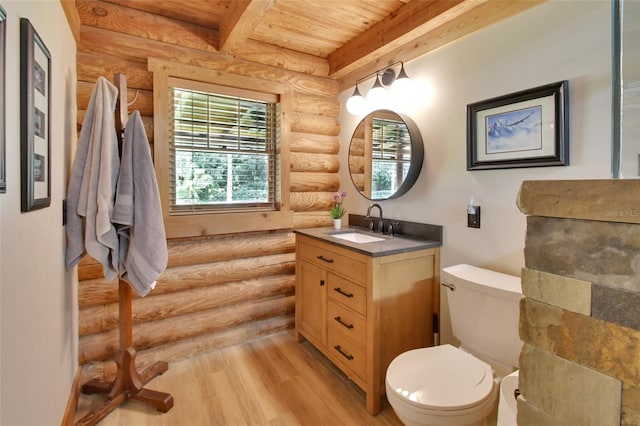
[219,0,277,55]
[333,0,547,91]
[328,0,478,79]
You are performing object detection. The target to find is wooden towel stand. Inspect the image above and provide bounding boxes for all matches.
[75,74,173,426]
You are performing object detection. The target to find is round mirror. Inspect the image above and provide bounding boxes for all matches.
[348,110,424,200]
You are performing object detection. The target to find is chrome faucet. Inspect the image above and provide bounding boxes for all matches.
[366,203,384,233]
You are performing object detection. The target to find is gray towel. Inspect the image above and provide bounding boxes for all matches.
[113,110,167,296]
[65,77,120,280]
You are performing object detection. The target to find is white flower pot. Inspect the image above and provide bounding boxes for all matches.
[333,218,342,230]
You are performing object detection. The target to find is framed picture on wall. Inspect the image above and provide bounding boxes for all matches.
[0,6,6,194]
[20,18,51,211]
[466,81,569,170]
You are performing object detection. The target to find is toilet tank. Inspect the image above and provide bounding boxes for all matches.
[442,264,522,369]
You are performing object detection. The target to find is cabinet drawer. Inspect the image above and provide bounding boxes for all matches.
[297,239,366,285]
[328,300,366,348]
[328,332,366,382]
[328,273,366,316]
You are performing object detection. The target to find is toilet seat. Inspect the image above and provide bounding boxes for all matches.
[386,344,494,411]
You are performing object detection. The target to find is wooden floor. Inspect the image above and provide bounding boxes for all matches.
[75,331,403,425]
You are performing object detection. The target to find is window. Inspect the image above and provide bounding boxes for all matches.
[169,85,279,213]
[149,59,292,238]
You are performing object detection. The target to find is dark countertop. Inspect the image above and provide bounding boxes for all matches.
[294,226,442,257]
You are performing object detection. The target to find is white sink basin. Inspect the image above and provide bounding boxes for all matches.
[331,232,385,244]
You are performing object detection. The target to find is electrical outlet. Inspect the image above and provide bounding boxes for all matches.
[467,206,480,228]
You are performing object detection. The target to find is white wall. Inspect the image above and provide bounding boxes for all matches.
[339,0,612,343]
[0,1,77,424]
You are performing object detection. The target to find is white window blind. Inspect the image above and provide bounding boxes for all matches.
[371,117,411,199]
[169,86,279,213]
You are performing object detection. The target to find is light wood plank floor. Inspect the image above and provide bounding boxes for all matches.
[75,332,403,425]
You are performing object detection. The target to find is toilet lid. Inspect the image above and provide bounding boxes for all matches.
[386,344,494,410]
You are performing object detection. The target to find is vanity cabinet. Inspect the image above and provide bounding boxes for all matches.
[295,233,440,415]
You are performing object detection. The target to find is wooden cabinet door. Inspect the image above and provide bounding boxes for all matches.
[298,260,327,347]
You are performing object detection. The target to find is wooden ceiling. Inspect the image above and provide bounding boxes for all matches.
[67,0,544,90]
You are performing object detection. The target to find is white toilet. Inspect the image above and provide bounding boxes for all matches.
[385,264,522,426]
[497,370,520,426]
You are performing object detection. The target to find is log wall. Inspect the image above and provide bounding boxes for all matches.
[75,1,340,381]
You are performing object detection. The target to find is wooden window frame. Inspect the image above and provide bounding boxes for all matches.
[149,58,292,238]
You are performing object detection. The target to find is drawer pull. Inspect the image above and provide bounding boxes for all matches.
[334,287,354,298]
[317,255,334,263]
[334,316,354,329]
[334,345,354,361]
[320,279,325,286]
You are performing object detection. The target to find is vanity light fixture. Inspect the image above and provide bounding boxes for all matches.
[346,61,412,115]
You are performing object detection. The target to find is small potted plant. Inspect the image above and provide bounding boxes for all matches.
[331,191,347,229]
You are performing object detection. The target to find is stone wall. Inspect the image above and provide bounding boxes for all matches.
[517,180,640,425]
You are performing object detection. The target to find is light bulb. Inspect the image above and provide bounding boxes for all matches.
[391,64,413,98]
[346,84,366,115]
[367,74,387,109]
